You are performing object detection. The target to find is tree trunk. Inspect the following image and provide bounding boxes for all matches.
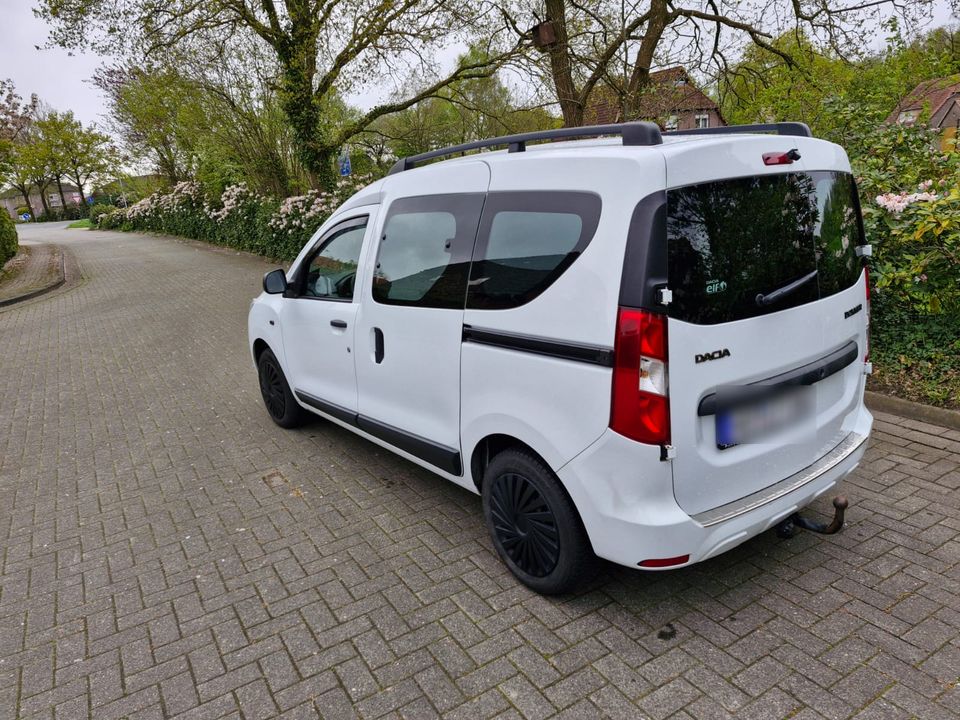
[36,184,51,217]
[276,9,334,189]
[625,0,670,119]
[17,187,35,222]
[544,0,583,127]
[69,172,88,205]
[56,176,67,210]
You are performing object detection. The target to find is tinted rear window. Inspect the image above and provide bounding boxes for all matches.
[666,171,864,324]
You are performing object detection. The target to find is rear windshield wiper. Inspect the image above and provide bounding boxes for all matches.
[755,269,818,307]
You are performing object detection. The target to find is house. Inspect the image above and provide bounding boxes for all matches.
[1,183,84,220]
[584,67,726,131]
[886,74,960,150]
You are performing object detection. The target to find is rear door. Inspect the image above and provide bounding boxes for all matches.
[354,162,489,477]
[663,141,868,515]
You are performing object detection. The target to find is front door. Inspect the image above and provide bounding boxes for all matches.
[280,213,375,420]
[355,162,489,477]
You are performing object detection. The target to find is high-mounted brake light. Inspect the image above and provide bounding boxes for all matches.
[610,308,670,445]
[762,148,801,166]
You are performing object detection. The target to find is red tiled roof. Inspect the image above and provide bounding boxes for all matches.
[583,67,721,125]
[886,75,960,124]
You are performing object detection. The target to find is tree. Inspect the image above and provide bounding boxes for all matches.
[39,0,524,187]
[718,24,960,146]
[509,0,937,128]
[94,67,205,185]
[35,111,76,208]
[6,144,36,220]
[359,46,558,167]
[0,79,39,187]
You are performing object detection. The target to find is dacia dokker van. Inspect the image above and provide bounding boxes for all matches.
[249,121,873,594]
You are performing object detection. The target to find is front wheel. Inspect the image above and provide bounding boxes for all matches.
[257,349,305,428]
[482,449,593,595]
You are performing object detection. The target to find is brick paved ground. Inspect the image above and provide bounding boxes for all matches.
[0,230,64,303]
[1,227,959,720]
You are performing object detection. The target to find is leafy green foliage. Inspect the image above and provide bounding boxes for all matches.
[89,203,116,224]
[869,293,960,408]
[0,211,18,265]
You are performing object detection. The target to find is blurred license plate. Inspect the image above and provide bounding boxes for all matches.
[716,389,813,448]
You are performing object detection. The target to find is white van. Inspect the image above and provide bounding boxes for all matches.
[248,122,873,594]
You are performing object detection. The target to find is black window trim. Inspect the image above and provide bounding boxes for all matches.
[467,190,603,310]
[286,214,370,302]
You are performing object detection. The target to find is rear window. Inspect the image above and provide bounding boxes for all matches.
[666,171,864,325]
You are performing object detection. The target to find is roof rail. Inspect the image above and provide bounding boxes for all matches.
[665,122,812,138]
[387,121,663,175]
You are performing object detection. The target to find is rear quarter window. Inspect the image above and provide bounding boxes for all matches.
[666,171,864,325]
[467,192,601,309]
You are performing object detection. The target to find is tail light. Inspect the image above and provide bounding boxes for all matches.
[610,308,670,444]
[864,266,871,361]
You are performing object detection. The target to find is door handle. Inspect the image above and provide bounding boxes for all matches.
[374,327,384,364]
[330,319,347,329]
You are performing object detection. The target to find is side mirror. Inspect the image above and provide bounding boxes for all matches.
[263,269,288,294]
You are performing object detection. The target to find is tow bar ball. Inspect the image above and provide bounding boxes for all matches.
[775,495,849,539]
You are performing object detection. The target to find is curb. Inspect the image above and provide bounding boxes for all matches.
[865,390,960,431]
[0,247,66,308]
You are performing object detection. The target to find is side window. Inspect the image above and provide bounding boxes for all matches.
[467,192,602,309]
[299,218,367,300]
[372,194,484,309]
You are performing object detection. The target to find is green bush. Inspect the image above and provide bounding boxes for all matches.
[852,123,960,314]
[0,211,18,265]
[870,293,960,408]
[89,203,117,225]
[101,176,375,260]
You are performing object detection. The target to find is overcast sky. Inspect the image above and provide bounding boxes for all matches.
[1,0,956,135]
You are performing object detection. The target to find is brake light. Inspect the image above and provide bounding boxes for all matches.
[610,308,670,444]
[864,266,871,361]
[762,148,801,165]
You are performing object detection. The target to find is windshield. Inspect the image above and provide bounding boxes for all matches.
[666,171,864,325]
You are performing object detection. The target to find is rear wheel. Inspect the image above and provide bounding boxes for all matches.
[482,449,593,594]
[257,349,305,428]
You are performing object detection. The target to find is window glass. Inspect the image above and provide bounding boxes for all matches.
[467,192,601,309]
[372,194,484,308]
[665,171,864,325]
[301,221,366,300]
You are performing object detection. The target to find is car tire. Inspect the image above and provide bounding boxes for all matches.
[257,349,305,428]
[482,448,593,595]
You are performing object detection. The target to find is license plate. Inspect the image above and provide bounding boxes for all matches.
[716,388,813,448]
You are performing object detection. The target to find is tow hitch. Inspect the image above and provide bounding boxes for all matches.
[775,495,848,538]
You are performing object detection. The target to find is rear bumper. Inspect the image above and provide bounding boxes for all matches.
[558,403,873,569]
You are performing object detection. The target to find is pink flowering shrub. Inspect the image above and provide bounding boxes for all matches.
[852,122,960,314]
[870,179,960,313]
[98,174,375,259]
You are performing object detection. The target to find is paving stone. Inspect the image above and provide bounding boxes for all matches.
[1,225,958,720]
